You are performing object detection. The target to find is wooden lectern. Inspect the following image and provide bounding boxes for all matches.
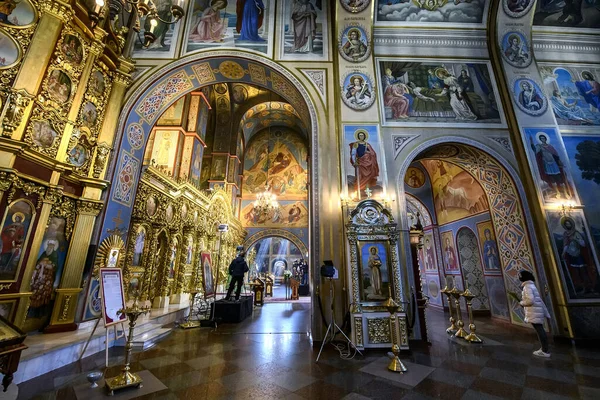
[264,275,274,297]
[0,315,27,391]
[250,278,265,306]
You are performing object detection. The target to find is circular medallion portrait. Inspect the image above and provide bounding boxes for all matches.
[47,69,73,103]
[502,0,535,19]
[341,71,375,110]
[338,25,371,63]
[231,84,248,103]
[404,167,425,188]
[68,144,88,167]
[340,0,370,14]
[512,78,548,116]
[60,34,84,65]
[31,120,57,149]
[165,204,174,223]
[428,279,440,299]
[146,196,157,217]
[500,31,531,68]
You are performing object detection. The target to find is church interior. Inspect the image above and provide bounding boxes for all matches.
[0,0,600,398]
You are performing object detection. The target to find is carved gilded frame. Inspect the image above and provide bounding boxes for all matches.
[346,200,403,312]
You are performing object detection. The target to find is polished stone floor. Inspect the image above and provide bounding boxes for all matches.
[17,303,600,400]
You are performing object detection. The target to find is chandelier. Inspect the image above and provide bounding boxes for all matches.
[253,132,279,217]
[89,0,185,48]
[253,186,279,217]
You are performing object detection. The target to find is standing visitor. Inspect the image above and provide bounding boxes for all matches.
[225,251,249,301]
[518,270,551,358]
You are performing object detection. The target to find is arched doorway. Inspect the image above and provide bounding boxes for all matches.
[398,140,547,328]
[85,51,319,331]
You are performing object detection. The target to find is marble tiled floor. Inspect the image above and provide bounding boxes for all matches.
[17,303,600,400]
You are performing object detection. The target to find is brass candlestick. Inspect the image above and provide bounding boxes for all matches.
[105,293,150,396]
[180,290,200,329]
[440,283,457,335]
[461,288,483,343]
[383,294,407,373]
[449,286,468,339]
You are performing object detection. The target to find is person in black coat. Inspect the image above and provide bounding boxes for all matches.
[225,252,249,301]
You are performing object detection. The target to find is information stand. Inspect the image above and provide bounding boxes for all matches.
[79,268,127,366]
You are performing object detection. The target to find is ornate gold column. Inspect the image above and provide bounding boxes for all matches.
[91,64,133,180]
[45,199,103,332]
[15,187,62,328]
[10,0,73,143]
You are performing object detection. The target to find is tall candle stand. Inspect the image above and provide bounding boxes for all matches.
[180,290,200,329]
[383,294,407,373]
[105,293,150,396]
[449,286,468,339]
[440,281,457,335]
[461,288,483,343]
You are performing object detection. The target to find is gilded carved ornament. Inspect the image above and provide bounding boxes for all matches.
[76,199,103,216]
[0,89,34,138]
[39,0,74,23]
[92,142,111,178]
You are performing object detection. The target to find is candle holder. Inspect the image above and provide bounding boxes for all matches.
[461,288,483,343]
[449,286,468,339]
[383,294,407,373]
[105,293,150,396]
[440,283,457,335]
[180,290,201,329]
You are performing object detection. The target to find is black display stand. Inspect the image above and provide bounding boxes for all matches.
[212,296,253,323]
[299,285,310,296]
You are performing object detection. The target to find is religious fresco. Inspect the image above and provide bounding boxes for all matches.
[359,241,389,302]
[0,0,36,26]
[533,0,600,30]
[512,78,548,117]
[500,31,532,68]
[185,0,274,55]
[338,24,370,63]
[404,166,425,189]
[540,65,600,126]
[0,30,20,68]
[341,0,370,13]
[377,60,502,126]
[190,139,203,185]
[547,210,600,301]
[242,129,308,200]
[150,130,182,175]
[341,71,375,110]
[157,97,185,126]
[168,238,178,279]
[280,0,327,59]
[0,200,35,281]
[563,135,600,258]
[60,34,83,65]
[476,220,502,273]
[132,226,146,268]
[485,275,510,319]
[133,0,182,58]
[421,159,489,225]
[422,232,437,272]
[523,127,577,204]
[343,125,384,200]
[201,252,214,297]
[46,69,73,104]
[440,230,459,274]
[376,0,488,25]
[503,0,535,18]
[241,200,308,228]
[25,217,68,331]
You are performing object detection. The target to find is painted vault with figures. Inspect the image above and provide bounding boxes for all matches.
[1,0,600,397]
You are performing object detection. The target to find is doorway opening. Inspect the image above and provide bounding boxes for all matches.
[399,142,544,338]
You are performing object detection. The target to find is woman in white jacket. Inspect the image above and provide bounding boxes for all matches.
[519,270,551,358]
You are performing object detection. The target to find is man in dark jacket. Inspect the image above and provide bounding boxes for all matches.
[225,251,249,301]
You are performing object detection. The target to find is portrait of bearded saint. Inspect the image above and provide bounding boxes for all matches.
[30,239,59,310]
